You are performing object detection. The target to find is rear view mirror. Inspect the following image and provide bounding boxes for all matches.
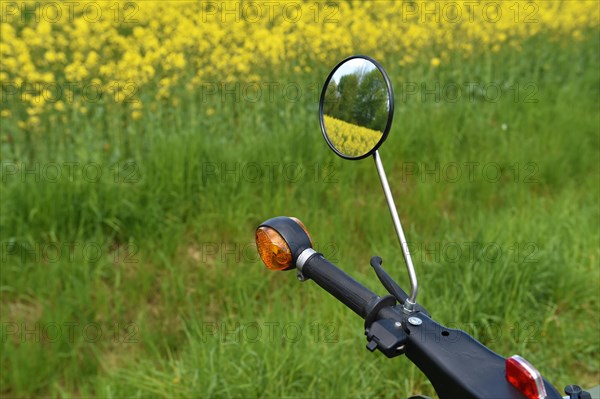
[318,55,419,311]
[319,55,394,160]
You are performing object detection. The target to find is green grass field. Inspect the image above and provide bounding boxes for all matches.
[1,36,599,398]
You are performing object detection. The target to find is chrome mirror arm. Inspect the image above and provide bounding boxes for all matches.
[373,150,418,311]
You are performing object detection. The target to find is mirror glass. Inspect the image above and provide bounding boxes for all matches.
[320,56,393,159]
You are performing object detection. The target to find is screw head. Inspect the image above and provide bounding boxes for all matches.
[564,385,582,395]
[394,321,402,328]
[408,317,422,326]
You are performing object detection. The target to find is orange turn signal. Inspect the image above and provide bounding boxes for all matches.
[255,217,313,271]
[256,226,293,270]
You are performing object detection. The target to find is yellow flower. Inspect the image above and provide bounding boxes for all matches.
[1,110,11,118]
[206,107,215,116]
[86,52,99,68]
[132,110,142,120]
[41,72,54,83]
[54,101,65,112]
[28,116,41,126]
[0,0,597,118]
[44,51,57,63]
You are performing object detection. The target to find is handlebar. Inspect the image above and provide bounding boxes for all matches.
[299,251,381,319]
[296,249,565,399]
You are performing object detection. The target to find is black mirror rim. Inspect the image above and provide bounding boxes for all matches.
[319,54,395,161]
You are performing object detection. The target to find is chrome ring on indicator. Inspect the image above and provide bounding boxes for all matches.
[296,248,317,271]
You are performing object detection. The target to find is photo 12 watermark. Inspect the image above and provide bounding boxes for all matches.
[1,161,142,184]
[414,320,541,344]
[197,1,340,24]
[1,321,139,344]
[399,161,540,184]
[395,1,539,24]
[201,161,338,184]
[405,240,540,264]
[197,81,321,104]
[189,240,340,264]
[397,81,539,104]
[1,240,139,264]
[198,321,338,344]
[1,1,140,24]
[1,81,140,104]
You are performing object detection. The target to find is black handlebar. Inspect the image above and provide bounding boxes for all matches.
[298,251,565,399]
[301,252,380,318]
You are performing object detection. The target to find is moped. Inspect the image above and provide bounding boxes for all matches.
[255,55,594,399]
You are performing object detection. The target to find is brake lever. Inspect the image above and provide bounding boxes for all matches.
[370,256,409,304]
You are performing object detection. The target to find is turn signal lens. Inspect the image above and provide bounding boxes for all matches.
[256,226,293,270]
[505,355,547,399]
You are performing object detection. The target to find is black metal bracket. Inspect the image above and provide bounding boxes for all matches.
[363,294,408,358]
[365,318,408,358]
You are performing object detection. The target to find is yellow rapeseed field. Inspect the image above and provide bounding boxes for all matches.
[323,114,382,157]
[1,1,598,129]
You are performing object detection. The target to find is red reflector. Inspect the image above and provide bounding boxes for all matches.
[505,355,548,399]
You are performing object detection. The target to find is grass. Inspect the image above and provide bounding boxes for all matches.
[1,37,599,398]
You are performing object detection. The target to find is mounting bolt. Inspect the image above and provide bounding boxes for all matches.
[394,321,402,328]
[408,317,422,326]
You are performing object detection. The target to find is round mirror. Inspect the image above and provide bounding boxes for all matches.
[319,55,394,160]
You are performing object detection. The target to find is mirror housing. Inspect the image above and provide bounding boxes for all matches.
[319,55,394,160]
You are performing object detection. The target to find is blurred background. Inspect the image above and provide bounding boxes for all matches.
[1,1,599,397]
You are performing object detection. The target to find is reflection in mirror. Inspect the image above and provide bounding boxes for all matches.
[321,57,391,158]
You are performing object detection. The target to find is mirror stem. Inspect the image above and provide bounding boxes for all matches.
[373,150,418,311]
